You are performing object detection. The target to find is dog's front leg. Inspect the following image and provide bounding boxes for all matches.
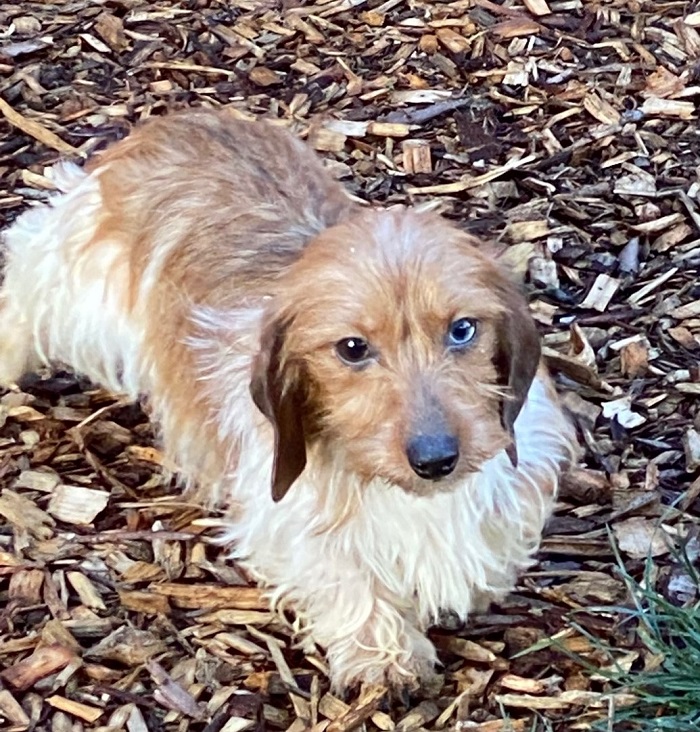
[271,555,438,693]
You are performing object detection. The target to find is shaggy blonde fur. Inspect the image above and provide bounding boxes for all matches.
[0,108,577,691]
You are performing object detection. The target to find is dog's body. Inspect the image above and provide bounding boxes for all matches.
[0,109,576,690]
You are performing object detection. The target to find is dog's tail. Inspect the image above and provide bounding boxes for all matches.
[0,164,86,385]
[0,162,119,386]
[49,160,88,194]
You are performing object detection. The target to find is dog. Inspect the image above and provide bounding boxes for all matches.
[0,108,576,692]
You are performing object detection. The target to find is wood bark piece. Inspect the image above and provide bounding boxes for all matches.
[150,583,266,609]
[326,686,386,732]
[1,645,76,691]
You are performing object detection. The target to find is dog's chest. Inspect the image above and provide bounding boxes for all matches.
[340,470,533,620]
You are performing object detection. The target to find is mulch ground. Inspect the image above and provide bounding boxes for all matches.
[0,1,699,730]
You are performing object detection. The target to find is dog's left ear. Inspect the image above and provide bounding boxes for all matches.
[493,289,541,467]
[250,317,307,502]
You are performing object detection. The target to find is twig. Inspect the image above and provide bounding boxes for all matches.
[69,530,196,543]
[382,97,485,125]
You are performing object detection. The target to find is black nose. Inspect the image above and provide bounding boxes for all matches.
[406,434,459,480]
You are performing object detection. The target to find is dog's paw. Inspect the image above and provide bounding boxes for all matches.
[384,651,441,702]
[329,629,439,699]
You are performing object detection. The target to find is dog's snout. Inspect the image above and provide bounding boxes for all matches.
[406,434,459,480]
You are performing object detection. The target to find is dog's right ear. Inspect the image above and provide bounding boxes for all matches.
[250,317,307,502]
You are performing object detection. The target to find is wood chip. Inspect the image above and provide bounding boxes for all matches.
[632,212,685,234]
[436,28,470,54]
[613,517,671,559]
[94,11,129,53]
[0,97,78,155]
[495,690,637,709]
[402,139,432,173]
[66,571,107,610]
[367,121,411,138]
[506,219,550,242]
[578,274,620,312]
[151,584,266,609]
[326,686,386,732]
[669,300,700,319]
[653,223,692,251]
[47,485,110,525]
[1,645,76,691]
[0,490,55,539]
[46,695,103,723]
[602,396,646,429]
[583,93,621,125]
[0,689,31,728]
[147,660,206,719]
[620,340,649,378]
[523,0,551,15]
[309,127,347,153]
[118,589,171,615]
[249,66,283,87]
[642,96,696,119]
[683,428,700,472]
[435,637,497,664]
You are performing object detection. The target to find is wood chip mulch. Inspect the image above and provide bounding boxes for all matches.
[1,1,699,730]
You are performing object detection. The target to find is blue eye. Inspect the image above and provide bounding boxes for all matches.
[447,318,477,348]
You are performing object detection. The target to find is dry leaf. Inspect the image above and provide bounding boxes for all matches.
[613,517,671,558]
[620,340,649,378]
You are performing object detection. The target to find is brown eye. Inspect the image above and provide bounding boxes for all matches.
[335,337,371,366]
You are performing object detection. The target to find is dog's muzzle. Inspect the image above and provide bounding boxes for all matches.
[406,433,459,480]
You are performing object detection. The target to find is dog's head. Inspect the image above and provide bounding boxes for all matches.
[251,208,541,501]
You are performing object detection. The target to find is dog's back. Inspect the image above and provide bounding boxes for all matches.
[84,111,357,302]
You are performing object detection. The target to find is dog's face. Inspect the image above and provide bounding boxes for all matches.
[251,208,541,500]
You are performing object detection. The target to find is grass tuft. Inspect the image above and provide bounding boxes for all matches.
[574,533,700,731]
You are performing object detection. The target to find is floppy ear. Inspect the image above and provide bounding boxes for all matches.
[493,290,542,468]
[249,318,307,502]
